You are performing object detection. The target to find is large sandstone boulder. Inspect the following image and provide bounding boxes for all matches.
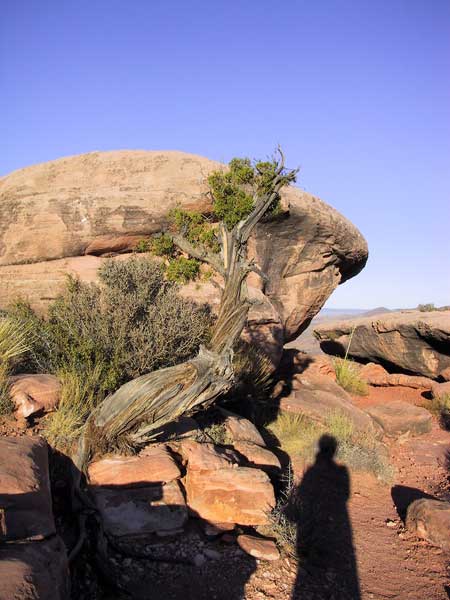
[314,310,450,379]
[406,498,450,550]
[0,150,367,344]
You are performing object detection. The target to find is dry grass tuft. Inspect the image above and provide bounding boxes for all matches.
[43,366,105,451]
[333,358,368,396]
[0,317,34,414]
[267,410,393,481]
[428,393,450,430]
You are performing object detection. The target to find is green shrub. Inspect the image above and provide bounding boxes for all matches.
[134,239,151,253]
[225,342,275,425]
[333,358,368,395]
[150,233,175,257]
[208,156,294,230]
[7,257,212,394]
[169,208,220,253]
[166,256,201,283]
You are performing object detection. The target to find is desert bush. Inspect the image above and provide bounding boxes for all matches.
[149,233,176,257]
[417,303,436,312]
[7,257,212,393]
[333,357,368,395]
[0,317,34,414]
[429,393,450,430]
[269,464,297,556]
[166,256,201,283]
[44,366,105,450]
[134,239,151,253]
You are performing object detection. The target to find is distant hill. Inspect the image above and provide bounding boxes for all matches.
[286,306,392,354]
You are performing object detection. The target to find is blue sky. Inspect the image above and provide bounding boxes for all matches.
[1,1,449,308]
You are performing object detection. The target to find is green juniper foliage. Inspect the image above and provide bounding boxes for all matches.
[208,156,294,230]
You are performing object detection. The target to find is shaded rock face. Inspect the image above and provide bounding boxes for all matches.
[0,436,56,541]
[0,436,69,600]
[406,499,450,551]
[314,310,450,379]
[0,150,367,345]
[0,536,69,600]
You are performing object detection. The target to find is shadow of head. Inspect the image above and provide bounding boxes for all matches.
[317,434,338,461]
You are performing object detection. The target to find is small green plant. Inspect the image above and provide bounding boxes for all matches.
[166,256,200,283]
[333,358,368,395]
[228,342,275,425]
[198,422,231,446]
[268,412,319,461]
[134,239,151,253]
[150,233,175,257]
[332,325,368,395]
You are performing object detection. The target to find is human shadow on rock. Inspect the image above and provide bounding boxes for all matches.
[289,435,361,600]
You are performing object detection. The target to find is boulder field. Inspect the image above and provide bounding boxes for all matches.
[314,309,450,379]
[0,150,368,359]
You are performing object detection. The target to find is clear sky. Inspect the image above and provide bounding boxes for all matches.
[1,1,449,309]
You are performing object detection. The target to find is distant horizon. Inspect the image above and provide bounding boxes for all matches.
[2,1,449,308]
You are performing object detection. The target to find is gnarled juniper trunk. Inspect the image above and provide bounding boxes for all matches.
[74,149,297,471]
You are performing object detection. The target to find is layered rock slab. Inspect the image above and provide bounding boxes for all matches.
[0,536,69,600]
[367,401,432,438]
[314,310,450,379]
[275,372,375,433]
[185,467,275,525]
[88,445,181,487]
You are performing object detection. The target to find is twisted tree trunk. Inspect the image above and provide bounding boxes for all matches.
[74,149,297,470]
